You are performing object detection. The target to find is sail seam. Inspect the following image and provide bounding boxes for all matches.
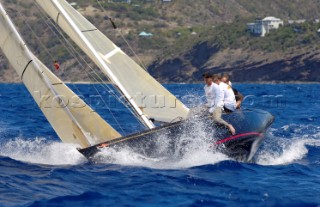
[21,60,33,80]
[103,47,121,60]
[56,12,60,23]
[52,82,63,85]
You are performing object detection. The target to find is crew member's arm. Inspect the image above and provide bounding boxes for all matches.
[217,85,225,109]
[236,91,244,109]
[233,88,244,109]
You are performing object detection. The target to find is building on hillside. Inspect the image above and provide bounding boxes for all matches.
[139,31,153,37]
[247,16,284,37]
[288,19,306,24]
[108,0,131,3]
[70,2,77,7]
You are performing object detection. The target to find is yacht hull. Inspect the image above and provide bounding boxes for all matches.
[79,109,274,162]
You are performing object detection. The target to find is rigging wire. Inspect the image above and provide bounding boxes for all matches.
[40,1,151,129]
[31,0,149,131]
[95,0,149,72]
[35,6,129,135]
[31,2,127,106]
[19,1,144,135]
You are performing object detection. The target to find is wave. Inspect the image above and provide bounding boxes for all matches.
[0,137,86,165]
[256,125,320,166]
[93,118,230,169]
[94,146,229,169]
[0,124,319,168]
[92,123,320,168]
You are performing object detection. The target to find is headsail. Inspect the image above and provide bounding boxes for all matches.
[0,3,121,148]
[35,0,190,128]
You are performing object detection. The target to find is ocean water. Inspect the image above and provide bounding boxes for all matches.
[0,83,319,207]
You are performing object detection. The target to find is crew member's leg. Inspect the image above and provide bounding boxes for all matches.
[212,107,236,135]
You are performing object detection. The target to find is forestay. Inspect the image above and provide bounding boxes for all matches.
[35,0,190,127]
[0,3,121,148]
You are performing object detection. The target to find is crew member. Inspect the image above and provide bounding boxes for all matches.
[203,73,215,110]
[221,73,232,86]
[54,60,60,71]
[203,73,236,135]
[221,74,244,109]
[216,75,237,112]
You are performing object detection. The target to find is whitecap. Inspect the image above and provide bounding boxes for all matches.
[0,137,86,165]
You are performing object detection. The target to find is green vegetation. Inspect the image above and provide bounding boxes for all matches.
[2,0,320,82]
[159,19,320,58]
[247,22,320,52]
[96,1,159,21]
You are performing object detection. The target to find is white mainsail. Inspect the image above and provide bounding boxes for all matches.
[0,2,121,148]
[35,0,190,128]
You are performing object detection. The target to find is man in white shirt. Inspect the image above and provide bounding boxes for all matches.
[221,74,232,87]
[203,73,213,107]
[221,74,244,109]
[218,78,237,112]
[203,73,236,135]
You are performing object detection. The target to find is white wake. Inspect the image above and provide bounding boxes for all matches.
[0,124,319,168]
[0,137,86,165]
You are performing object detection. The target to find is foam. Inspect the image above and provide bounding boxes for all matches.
[0,137,86,165]
[0,124,319,169]
[93,118,230,169]
[256,138,309,165]
[94,146,229,169]
[256,126,320,165]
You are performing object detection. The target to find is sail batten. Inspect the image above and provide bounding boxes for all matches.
[35,0,190,127]
[0,2,121,149]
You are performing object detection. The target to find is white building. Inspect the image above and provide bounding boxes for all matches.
[248,16,284,37]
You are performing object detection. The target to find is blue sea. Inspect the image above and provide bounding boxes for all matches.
[0,83,319,207]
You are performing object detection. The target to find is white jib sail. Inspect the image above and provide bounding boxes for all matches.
[35,0,190,128]
[0,2,121,148]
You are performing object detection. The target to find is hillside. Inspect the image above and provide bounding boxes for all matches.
[0,0,320,82]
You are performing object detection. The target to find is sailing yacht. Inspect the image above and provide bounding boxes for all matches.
[0,1,274,162]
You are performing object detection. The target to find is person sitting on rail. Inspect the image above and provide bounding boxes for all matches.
[221,74,244,109]
[203,73,236,135]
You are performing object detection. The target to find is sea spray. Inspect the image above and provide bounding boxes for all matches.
[93,116,230,169]
[0,137,86,165]
[256,124,320,165]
